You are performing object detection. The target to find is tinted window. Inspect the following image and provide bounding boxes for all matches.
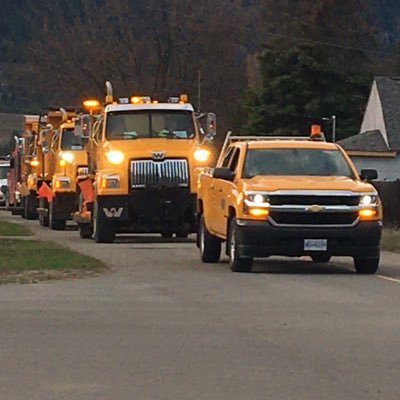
[0,166,8,179]
[61,128,88,150]
[106,110,195,140]
[243,148,354,178]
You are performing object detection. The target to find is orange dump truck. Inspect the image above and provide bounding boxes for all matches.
[37,109,89,229]
[75,81,216,242]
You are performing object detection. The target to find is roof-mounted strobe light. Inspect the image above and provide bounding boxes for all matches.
[180,94,188,104]
[310,125,326,141]
[131,96,142,104]
[83,99,101,111]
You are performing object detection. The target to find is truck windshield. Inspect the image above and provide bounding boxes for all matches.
[61,128,88,150]
[106,110,195,140]
[243,148,355,178]
[0,166,8,179]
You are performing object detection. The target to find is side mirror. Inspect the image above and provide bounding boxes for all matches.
[196,112,216,140]
[213,167,235,181]
[205,113,216,138]
[360,169,378,181]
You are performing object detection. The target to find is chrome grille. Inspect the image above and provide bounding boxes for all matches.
[265,191,362,227]
[131,159,189,188]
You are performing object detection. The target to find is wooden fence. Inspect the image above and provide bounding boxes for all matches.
[373,181,400,228]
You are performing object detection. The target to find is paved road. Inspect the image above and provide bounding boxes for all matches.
[1,211,400,399]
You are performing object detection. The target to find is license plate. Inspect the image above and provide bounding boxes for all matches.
[304,239,327,251]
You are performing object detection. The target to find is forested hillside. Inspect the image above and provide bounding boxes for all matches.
[1,0,400,139]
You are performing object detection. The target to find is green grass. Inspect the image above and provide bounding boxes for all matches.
[0,221,32,236]
[0,239,105,283]
[381,229,400,253]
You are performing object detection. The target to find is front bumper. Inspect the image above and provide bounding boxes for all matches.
[235,219,382,258]
[96,189,197,233]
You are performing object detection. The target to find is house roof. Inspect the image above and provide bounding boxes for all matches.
[339,76,400,153]
[338,129,391,152]
[375,76,400,150]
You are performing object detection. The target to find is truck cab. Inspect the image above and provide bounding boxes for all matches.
[77,82,215,242]
[197,130,382,274]
[37,113,89,230]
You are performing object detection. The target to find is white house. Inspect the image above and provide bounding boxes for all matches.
[338,76,400,181]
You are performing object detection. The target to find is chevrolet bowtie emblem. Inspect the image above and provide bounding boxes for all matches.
[308,205,325,213]
[152,151,166,160]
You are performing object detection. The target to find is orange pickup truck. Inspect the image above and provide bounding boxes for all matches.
[197,131,382,274]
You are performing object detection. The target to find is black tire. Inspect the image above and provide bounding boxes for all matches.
[198,215,221,263]
[228,217,253,272]
[79,223,93,239]
[161,232,173,239]
[24,193,38,220]
[38,198,49,227]
[49,200,66,230]
[93,201,115,243]
[311,254,331,263]
[354,257,379,274]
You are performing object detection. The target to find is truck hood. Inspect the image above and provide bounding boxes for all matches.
[242,176,376,193]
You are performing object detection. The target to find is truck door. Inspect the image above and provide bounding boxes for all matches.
[213,147,240,235]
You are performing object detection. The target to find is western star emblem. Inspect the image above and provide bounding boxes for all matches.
[307,205,325,213]
[152,151,166,160]
[103,207,123,218]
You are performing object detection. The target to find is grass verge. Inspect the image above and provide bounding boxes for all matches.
[381,229,400,253]
[0,239,106,284]
[0,220,32,236]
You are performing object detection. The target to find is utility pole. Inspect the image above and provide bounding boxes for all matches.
[332,115,336,142]
[322,115,337,142]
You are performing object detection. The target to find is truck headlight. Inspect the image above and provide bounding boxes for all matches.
[359,194,378,206]
[106,150,124,165]
[194,149,211,162]
[60,152,74,163]
[245,192,270,207]
[244,192,270,218]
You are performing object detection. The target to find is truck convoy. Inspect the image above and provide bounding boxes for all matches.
[76,81,216,242]
[197,129,382,274]
[2,86,384,277]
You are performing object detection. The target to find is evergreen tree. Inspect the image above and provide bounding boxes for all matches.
[245,44,371,139]
[245,0,376,140]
